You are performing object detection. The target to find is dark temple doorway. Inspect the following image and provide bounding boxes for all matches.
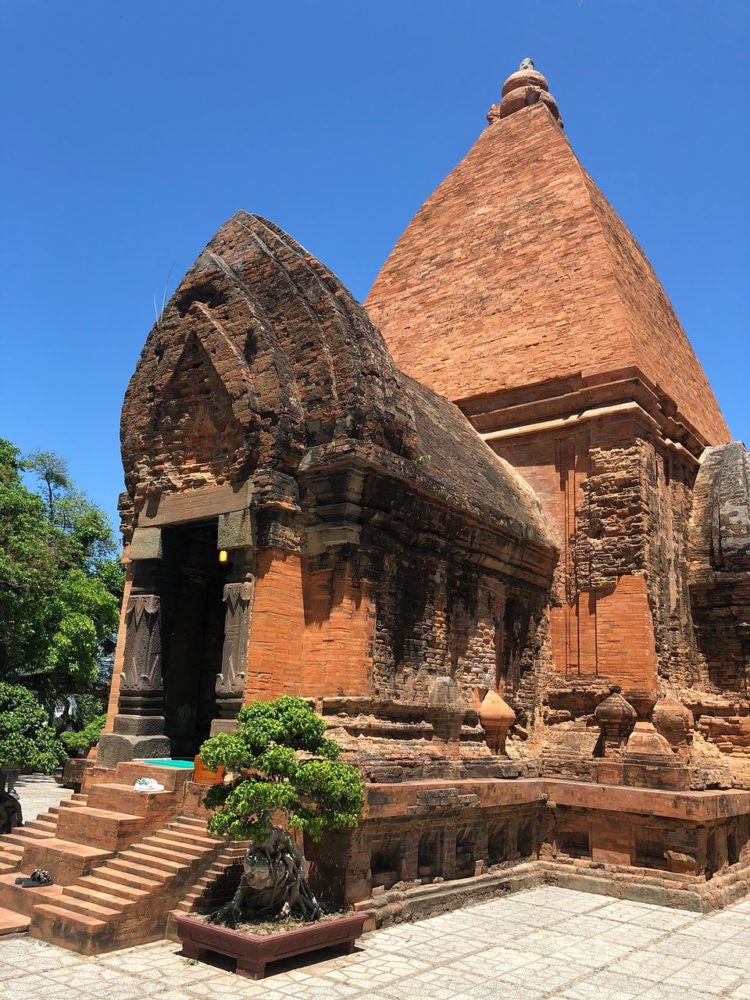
[160,520,228,757]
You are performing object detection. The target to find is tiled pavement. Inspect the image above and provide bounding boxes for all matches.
[3,886,750,999]
[13,774,73,822]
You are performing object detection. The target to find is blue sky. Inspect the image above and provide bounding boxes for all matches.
[1,0,748,527]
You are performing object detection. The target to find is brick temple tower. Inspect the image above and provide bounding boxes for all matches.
[367,59,731,714]
[3,61,750,953]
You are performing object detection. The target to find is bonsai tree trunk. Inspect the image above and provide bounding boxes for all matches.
[210,827,321,927]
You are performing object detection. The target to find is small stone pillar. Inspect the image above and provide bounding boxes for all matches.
[211,512,255,735]
[426,678,464,754]
[399,831,420,883]
[212,563,254,734]
[594,686,636,756]
[99,535,170,767]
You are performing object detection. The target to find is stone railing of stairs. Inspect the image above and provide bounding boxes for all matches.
[0,761,229,953]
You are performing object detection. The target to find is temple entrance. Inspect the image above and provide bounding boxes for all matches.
[160,520,228,758]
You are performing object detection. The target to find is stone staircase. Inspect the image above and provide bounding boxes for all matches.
[31,816,225,953]
[0,760,229,952]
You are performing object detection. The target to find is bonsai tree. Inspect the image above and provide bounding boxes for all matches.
[199,696,364,927]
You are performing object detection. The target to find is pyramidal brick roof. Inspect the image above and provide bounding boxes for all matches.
[366,62,729,446]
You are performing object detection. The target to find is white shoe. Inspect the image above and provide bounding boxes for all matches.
[133,777,165,793]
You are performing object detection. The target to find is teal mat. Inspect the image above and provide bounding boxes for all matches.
[136,758,195,769]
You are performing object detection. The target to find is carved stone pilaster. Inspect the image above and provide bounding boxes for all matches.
[115,594,165,729]
[212,571,254,730]
[100,588,170,767]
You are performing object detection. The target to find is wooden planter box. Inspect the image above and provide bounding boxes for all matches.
[174,911,369,979]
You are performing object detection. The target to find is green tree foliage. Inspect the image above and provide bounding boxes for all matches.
[200,697,365,844]
[0,682,66,772]
[0,438,124,719]
[60,714,106,755]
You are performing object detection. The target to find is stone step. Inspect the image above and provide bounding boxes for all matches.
[64,883,130,912]
[86,782,177,818]
[113,761,192,793]
[95,866,163,892]
[138,838,205,860]
[170,817,208,830]
[119,850,188,874]
[55,806,143,853]
[49,893,122,920]
[0,905,30,935]
[24,820,57,834]
[157,829,220,848]
[3,828,54,847]
[32,902,106,933]
[80,875,150,902]
[0,872,65,917]
[18,838,111,885]
[107,857,174,882]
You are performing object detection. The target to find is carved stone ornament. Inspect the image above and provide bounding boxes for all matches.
[594,687,637,756]
[120,594,162,695]
[215,579,254,715]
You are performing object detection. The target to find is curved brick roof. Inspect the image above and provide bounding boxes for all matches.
[366,102,729,446]
[122,212,554,550]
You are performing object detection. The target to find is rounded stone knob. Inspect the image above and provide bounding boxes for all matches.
[488,61,562,127]
[479,690,516,754]
[653,698,694,750]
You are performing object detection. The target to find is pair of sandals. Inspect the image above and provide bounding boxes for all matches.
[15,868,53,888]
[133,777,165,793]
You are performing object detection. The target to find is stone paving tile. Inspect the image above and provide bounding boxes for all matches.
[630,907,701,931]
[595,921,669,948]
[499,956,585,992]
[648,930,721,960]
[592,899,674,923]
[551,939,635,970]
[462,985,548,1000]
[516,926,586,954]
[663,958,744,996]
[609,949,691,982]
[639,986,717,1000]
[9,887,750,999]
[556,912,625,936]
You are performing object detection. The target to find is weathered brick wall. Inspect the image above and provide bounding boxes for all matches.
[641,441,705,687]
[367,549,528,706]
[689,443,750,693]
[493,416,707,709]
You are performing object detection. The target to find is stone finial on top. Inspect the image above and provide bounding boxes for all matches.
[487,58,563,128]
